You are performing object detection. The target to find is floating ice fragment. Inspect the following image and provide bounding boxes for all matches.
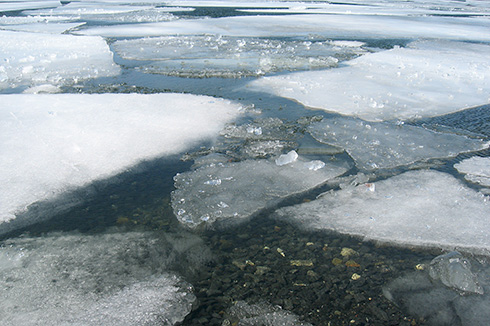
[308,117,488,171]
[454,157,490,187]
[275,150,299,166]
[275,170,490,255]
[429,251,484,295]
[172,157,347,228]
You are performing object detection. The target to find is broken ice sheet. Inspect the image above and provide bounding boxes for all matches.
[0,231,201,326]
[171,155,348,228]
[250,40,490,122]
[0,30,120,91]
[112,35,364,78]
[308,117,489,171]
[454,156,490,187]
[274,170,490,255]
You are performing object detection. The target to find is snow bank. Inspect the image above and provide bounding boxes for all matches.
[0,30,120,91]
[0,231,198,326]
[250,40,490,122]
[308,117,489,171]
[75,13,490,41]
[455,156,490,187]
[0,93,242,225]
[172,155,348,228]
[275,170,490,255]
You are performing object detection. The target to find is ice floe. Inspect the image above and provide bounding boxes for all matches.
[0,231,199,326]
[172,155,348,229]
[308,117,489,171]
[250,40,490,122]
[274,170,490,255]
[0,93,242,225]
[0,22,85,33]
[0,30,119,91]
[455,156,490,187]
[113,35,364,77]
[0,1,60,13]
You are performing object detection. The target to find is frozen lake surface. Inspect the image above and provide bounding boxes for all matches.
[1,1,489,325]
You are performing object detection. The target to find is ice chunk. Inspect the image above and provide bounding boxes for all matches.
[308,117,488,171]
[172,157,348,228]
[0,30,120,90]
[275,150,298,166]
[0,22,85,34]
[0,93,242,226]
[275,170,490,255]
[0,231,200,326]
[0,1,60,13]
[224,300,312,326]
[25,2,153,16]
[250,40,490,122]
[455,157,490,187]
[112,35,362,77]
[429,251,484,295]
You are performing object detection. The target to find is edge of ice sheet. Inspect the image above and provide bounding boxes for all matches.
[274,170,490,256]
[249,40,490,122]
[455,156,490,187]
[171,155,348,229]
[0,93,243,227]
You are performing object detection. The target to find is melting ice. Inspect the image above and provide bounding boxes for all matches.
[455,156,490,188]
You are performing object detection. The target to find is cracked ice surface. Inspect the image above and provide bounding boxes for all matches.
[0,93,242,225]
[172,155,348,228]
[250,40,490,122]
[308,117,489,171]
[0,231,198,326]
[0,30,120,91]
[455,156,490,187]
[275,170,490,255]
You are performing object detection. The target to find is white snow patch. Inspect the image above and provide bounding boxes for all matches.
[0,30,120,90]
[250,40,490,122]
[275,170,490,256]
[0,93,242,224]
[455,156,490,187]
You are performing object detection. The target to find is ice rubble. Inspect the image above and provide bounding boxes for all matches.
[455,157,490,187]
[383,253,490,326]
[274,170,490,255]
[172,153,348,228]
[0,231,203,326]
[250,40,490,122]
[308,117,489,171]
[75,12,490,41]
[112,35,364,77]
[0,30,120,91]
[0,93,242,225]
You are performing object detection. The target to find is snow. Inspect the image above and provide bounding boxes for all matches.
[172,156,348,228]
[0,231,199,326]
[250,40,490,122]
[454,157,490,187]
[0,93,242,225]
[75,13,490,41]
[274,170,490,255]
[308,117,489,171]
[0,30,120,91]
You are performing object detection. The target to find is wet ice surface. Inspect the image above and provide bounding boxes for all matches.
[172,154,348,228]
[308,117,489,171]
[455,156,490,188]
[250,40,490,121]
[0,94,242,226]
[113,35,365,77]
[0,231,201,326]
[275,170,490,256]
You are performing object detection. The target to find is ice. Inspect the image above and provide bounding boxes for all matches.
[383,257,490,326]
[0,30,120,90]
[0,231,202,326]
[224,300,312,326]
[429,251,484,295]
[24,2,154,16]
[76,13,490,41]
[0,1,60,13]
[0,93,242,225]
[455,157,490,187]
[275,150,298,166]
[0,22,85,33]
[274,170,490,255]
[172,156,348,228]
[308,117,489,171]
[250,40,490,122]
[112,35,364,77]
